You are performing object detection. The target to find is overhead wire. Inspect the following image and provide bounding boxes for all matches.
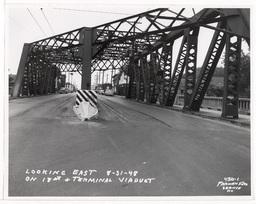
[40,8,55,35]
[53,8,132,16]
[27,8,47,37]
[10,17,30,33]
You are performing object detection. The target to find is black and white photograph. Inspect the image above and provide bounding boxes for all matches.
[1,0,255,203]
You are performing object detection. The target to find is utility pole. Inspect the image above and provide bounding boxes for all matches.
[70,72,73,90]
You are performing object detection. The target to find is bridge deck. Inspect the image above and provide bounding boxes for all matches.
[8,94,250,197]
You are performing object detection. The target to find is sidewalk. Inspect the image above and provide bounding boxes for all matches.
[169,105,250,128]
[117,96,250,128]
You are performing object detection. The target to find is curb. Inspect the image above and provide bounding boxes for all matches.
[121,97,250,128]
[180,109,250,128]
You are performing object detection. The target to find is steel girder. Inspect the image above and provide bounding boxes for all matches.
[126,60,136,99]
[12,28,85,96]
[91,8,191,72]
[135,53,157,103]
[30,27,84,71]
[165,35,187,106]
[183,27,199,110]
[159,42,173,105]
[13,7,250,119]
[12,44,31,97]
[187,21,227,111]
[221,34,242,118]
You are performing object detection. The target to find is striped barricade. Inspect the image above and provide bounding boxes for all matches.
[76,90,97,107]
[73,90,98,121]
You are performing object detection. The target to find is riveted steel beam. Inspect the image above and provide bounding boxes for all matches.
[81,28,93,89]
[126,60,137,99]
[183,27,199,110]
[221,34,241,118]
[188,21,226,111]
[165,35,187,106]
[12,44,31,97]
[14,8,250,101]
[160,43,173,105]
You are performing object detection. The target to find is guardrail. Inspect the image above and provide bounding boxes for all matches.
[175,95,250,115]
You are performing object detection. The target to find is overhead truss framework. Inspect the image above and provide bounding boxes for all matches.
[12,8,250,118]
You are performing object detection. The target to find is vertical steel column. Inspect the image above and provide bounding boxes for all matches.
[32,59,37,95]
[38,61,43,95]
[32,59,37,96]
[183,27,199,110]
[46,67,51,94]
[43,64,50,94]
[47,67,55,94]
[12,43,31,97]
[149,52,158,103]
[135,62,144,101]
[81,28,93,90]
[126,61,135,99]
[28,56,38,96]
[134,60,140,100]
[132,60,139,99]
[165,35,187,106]
[138,64,145,101]
[188,22,226,111]
[28,60,34,95]
[22,61,29,96]
[221,34,241,118]
[160,42,173,105]
[141,56,149,102]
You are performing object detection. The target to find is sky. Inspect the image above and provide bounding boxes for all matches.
[7,5,169,88]
[5,3,250,89]
[1,1,255,203]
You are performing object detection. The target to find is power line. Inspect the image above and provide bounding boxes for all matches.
[10,17,30,33]
[53,8,132,16]
[40,8,55,35]
[27,8,47,37]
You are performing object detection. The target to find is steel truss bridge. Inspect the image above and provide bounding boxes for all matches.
[12,8,250,118]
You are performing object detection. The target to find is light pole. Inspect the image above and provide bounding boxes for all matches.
[70,72,73,90]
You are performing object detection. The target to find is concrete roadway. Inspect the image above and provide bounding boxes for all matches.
[8,93,250,197]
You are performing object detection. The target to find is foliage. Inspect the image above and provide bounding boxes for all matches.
[205,51,250,98]
[239,52,250,97]
[213,67,224,77]
[206,82,223,97]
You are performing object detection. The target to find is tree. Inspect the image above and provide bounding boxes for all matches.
[206,82,224,97]
[220,49,250,98]
[239,51,250,97]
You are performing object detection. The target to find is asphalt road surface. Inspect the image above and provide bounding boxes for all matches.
[9,93,250,197]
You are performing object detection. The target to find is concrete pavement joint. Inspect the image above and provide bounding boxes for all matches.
[57,96,75,108]
[9,93,59,100]
[98,99,131,123]
[102,96,174,129]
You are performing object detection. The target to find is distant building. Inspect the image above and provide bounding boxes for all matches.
[59,74,66,87]
[113,71,129,96]
[9,74,16,95]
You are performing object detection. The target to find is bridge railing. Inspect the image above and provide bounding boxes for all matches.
[175,95,250,115]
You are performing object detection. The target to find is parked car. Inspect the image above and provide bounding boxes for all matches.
[104,88,114,96]
[59,87,68,94]
[95,87,104,95]
[99,89,105,95]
